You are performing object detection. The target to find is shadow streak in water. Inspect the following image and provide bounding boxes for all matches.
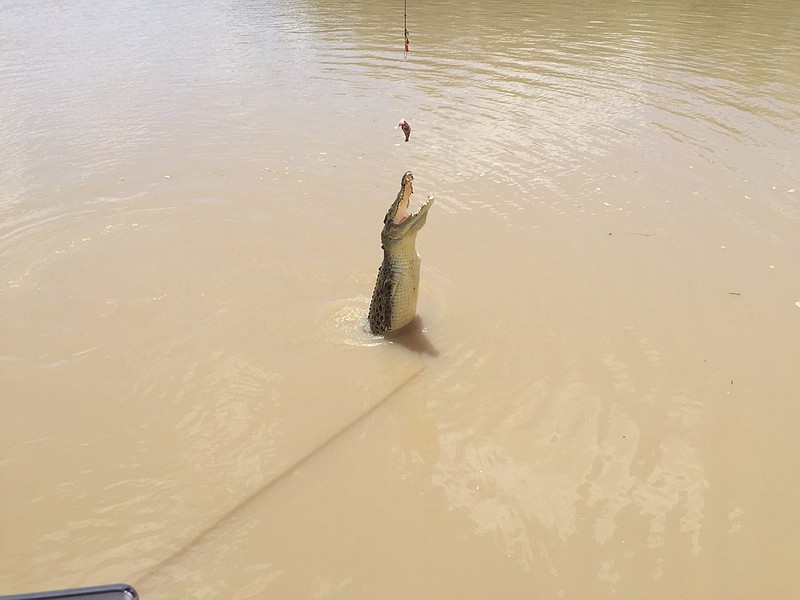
[385,316,439,357]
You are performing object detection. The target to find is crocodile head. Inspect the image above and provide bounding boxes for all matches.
[382,171,434,242]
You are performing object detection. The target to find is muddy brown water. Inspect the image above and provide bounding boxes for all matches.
[2,0,799,597]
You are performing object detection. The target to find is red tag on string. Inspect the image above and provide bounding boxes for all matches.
[403,0,410,57]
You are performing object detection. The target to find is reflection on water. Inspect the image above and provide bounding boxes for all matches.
[1,0,799,597]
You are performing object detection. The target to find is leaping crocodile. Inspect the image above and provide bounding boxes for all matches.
[368,171,434,335]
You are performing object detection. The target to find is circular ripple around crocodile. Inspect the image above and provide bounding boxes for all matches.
[316,295,384,348]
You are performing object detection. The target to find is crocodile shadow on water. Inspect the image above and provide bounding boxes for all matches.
[385,316,439,357]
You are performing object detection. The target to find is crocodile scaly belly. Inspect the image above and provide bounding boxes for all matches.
[368,252,420,335]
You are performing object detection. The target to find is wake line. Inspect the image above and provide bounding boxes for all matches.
[131,363,426,587]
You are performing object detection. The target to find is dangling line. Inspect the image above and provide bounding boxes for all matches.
[403,0,409,59]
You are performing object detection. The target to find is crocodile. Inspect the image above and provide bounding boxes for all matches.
[368,171,434,335]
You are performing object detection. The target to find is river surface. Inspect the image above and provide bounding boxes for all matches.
[2,0,799,597]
